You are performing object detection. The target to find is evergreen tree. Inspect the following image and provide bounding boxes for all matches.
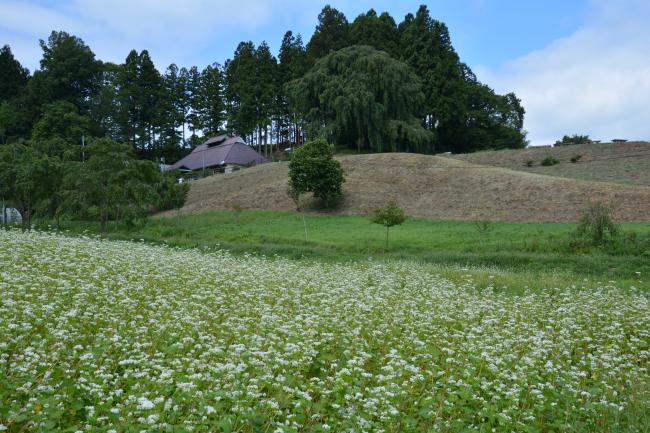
[117,50,162,156]
[0,45,29,102]
[89,62,121,140]
[197,63,226,137]
[224,42,258,141]
[254,42,278,154]
[277,31,309,146]
[307,5,350,59]
[185,66,202,142]
[349,10,400,58]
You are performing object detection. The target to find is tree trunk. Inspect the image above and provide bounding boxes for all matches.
[114,205,121,230]
[386,226,389,249]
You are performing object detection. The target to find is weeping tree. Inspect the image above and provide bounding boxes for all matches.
[288,45,434,153]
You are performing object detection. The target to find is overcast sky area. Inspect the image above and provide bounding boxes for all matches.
[1,0,648,146]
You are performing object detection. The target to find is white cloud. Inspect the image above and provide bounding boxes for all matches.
[0,0,280,71]
[474,0,650,146]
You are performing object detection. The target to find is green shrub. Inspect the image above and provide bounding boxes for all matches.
[525,159,534,167]
[541,155,559,166]
[288,139,345,208]
[575,202,618,246]
[570,154,582,163]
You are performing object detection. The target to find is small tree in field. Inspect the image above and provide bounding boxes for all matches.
[371,200,407,249]
[288,138,344,208]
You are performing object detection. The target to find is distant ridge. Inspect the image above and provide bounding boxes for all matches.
[450,141,650,187]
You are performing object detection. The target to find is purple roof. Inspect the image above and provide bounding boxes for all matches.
[171,136,267,170]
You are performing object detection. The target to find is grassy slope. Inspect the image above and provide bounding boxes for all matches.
[449,141,650,186]
[175,152,650,222]
[62,210,650,290]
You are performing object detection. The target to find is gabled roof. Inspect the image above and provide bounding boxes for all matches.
[170,136,266,171]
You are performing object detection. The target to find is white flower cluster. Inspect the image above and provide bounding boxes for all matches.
[0,229,648,432]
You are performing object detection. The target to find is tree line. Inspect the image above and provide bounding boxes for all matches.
[1,4,527,161]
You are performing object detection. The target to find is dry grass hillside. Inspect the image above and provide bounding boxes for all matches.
[178,152,650,222]
[450,141,650,186]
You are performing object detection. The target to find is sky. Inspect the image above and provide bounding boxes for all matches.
[1,0,648,146]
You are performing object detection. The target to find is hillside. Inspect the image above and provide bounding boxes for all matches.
[178,152,650,222]
[449,141,650,186]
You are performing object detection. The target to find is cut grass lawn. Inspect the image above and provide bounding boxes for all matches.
[59,210,650,291]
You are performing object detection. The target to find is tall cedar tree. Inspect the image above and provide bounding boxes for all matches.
[306,5,350,59]
[277,31,309,146]
[198,63,226,138]
[0,45,29,101]
[117,50,162,156]
[224,42,258,141]
[253,42,278,155]
[349,10,400,58]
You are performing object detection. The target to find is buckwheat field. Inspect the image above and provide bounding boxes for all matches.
[1,229,648,432]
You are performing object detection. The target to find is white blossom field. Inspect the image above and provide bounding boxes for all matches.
[0,229,648,432]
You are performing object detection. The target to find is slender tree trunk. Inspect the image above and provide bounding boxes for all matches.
[386,226,389,249]
[114,205,121,230]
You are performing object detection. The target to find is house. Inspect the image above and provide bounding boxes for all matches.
[170,135,266,174]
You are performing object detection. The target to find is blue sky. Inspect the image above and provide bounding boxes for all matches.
[1,0,648,146]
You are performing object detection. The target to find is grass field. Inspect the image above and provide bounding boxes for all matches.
[173,152,650,222]
[449,141,650,187]
[1,229,648,432]
[60,210,650,290]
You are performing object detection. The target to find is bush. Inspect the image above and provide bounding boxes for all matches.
[541,155,559,166]
[570,154,582,163]
[575,202,618,246]
[288,139,345,208]
[555,134,591,146]
[525,159,534,167]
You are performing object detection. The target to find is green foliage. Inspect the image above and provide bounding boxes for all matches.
[0,142,45,228]
[288,139,345,207]
[5,229,650,432]
[570,154,583,163]
[473,219,495,235]
[398,6,527,152]
[525,159,534,167]
[31,100,90,149]
[306,5,350,59]
[36,31,102,110]
[289,45,433,153]
[349,9,400,58]
[0,44,29,101]
[555,134,591,146]
[370,199,407,248]
[541,155,559,166]
[575,202,619,246]
[116,49,162,155]
[155,171,190,212]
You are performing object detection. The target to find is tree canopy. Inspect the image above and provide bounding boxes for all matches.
[288,138,344,207]
[289,45,433,153]
[1,4,528,178]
